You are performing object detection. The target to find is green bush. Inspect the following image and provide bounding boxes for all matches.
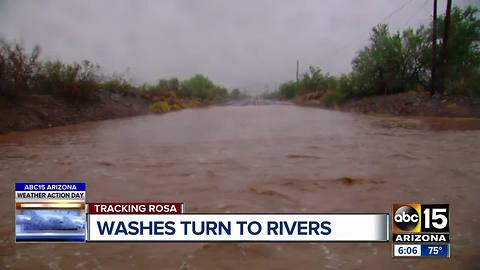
[180,74,227,101]
[278,81,298,99]
[298,66,337,95]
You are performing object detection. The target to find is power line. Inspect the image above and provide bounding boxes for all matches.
[378,0,416,24]
[325,0,416,61]
[398,0,430,30]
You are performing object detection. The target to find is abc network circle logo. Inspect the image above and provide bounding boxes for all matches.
[394,205,419,231]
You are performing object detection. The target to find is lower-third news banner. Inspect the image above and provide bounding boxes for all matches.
[87,203,389,242]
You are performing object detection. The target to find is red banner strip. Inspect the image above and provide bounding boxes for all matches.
[88,202,184,214]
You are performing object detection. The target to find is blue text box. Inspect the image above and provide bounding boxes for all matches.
[15,182,86,191]
[421,244,449,257]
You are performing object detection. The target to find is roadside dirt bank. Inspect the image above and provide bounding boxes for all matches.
[0,90,151,134]
[296,90,480,118]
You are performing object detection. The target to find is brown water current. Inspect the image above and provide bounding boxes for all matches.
[1,105,479,269]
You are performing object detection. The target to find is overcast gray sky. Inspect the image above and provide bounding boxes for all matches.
[0,0,477,92]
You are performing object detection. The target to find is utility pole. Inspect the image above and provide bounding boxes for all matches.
[296,60,299,83]
[431,0,437,95]
[439,0,453,94]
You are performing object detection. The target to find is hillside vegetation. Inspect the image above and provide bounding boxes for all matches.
[0,39,232,107]
[272,7,480,105]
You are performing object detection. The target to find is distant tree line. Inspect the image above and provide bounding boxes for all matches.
[0,39,232,103]
[274,6,480,103]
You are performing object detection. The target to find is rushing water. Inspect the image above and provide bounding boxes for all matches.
[1,105,479,269]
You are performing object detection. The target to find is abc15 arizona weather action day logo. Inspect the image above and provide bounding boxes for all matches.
[392,204,449,243]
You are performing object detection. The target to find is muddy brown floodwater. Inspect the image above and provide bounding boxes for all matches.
[1,105,479,269]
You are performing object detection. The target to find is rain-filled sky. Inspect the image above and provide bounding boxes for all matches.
[0,0,477,92]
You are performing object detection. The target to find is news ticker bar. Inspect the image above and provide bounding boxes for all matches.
[14,183,450,254]
[15,196,389,242]
[393,244,450,258]
[88,213,389,242]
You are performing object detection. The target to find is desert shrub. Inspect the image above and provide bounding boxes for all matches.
[0,37,230,105]
[323,74,353,104]
[140,77,182,99]
[35,60,100,103]
[445,68,480,96]
[0,39,41,98]
[171,103,183,110]
[157,79,169,91]
[101,73,135,94]
[183,99,201,108]
[0,38,102,102]
[150,101,170,113]
[323,90,343,107]
[167,78,180,93]
[156,77,180,93]
[277,67,337,99]
[211,86,228,100]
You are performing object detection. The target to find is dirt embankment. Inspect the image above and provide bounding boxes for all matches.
[0,90,151,134]
[297,91,480,118]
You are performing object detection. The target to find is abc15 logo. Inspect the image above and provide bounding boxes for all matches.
[392,204,449,233]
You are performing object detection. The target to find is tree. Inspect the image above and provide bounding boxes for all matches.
[230,88,241,99]
[437,7,480,95]
[181,74,227,100]
[350,24,431,97]
[299,66,336,95]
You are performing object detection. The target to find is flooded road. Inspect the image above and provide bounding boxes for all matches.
[1,105,479,269]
